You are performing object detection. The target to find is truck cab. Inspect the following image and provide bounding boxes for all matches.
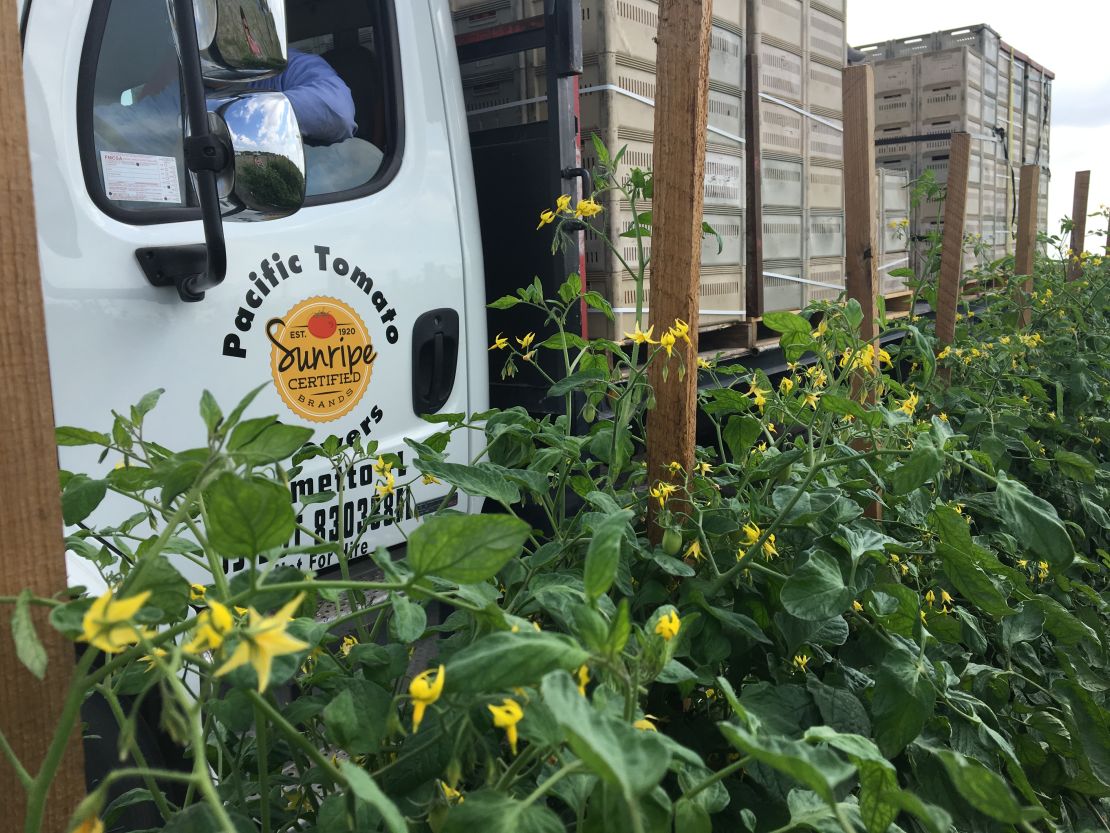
[22,0,508,586]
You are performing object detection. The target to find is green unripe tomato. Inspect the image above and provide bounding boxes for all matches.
[662,528,683,555]
[582,403,597,422]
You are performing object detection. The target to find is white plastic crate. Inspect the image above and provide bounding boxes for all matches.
[966,185,980,217]
[757,0,803,50]
[807,117,843,163]
[808,212,845,258]
[763,211,804,260]
[760,43,804,104]
[879,168,911,214]
[807,7,845,66]
[983,62,998,96]
[881,212,910,254]
[463,70,529,131]
[889,34,936,59]
[877,157,915,187]
[762,157,804,208]
[935,24,1000,66]
[918,47,982,90]
[804,257,847,304]
[763,259,804,312]
[983,97,997,130]
[917,85,981,124]
[808,164,844,211]
[807,62,843,114]
[880,252,913,295]
[597,137,745,210]
[700,266,746,328]
[875,92,913,128]
[761,101,804,156]
[812,0,844,18]
[873,56,915,94]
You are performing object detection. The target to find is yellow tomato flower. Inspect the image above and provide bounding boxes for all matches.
[189,583,206,602]
[757,442,768,453]
[577,664,590,697]
[669,318,691,344]
[779,377,795,394]
[898,392,919,416]
[488,698,524,755]
[804,392,820,410]
[409,665,446,733]
[684,539,704,562]
[489,333,509,351]
[517,332,536,351]
[655,610,681,642]
[440,781,465,804]
[633,717,658,732]
[74,818,105,833]
[695,461,712,476]
[697,357,712,370]
[185,599,234,654]
[574,198,603,219]
[659,329,677,358]
[555,194,572,214]
[81,589,153,654]
[1038,561,1050,580]
[739,522,775,559]
[793,654,810,673]
[375,470,396,498]
[373,455,393,476]
[649,481,677,509]
[667,460,683,476]
[924,589,936,606]
[340,634,358,657]
[625,323,657,345]
[940,590,953,605]
[852,600,864,613]
[537,209,556,230]
[215,594,310,693]
[938,412,948,422]
[422,473,442,485]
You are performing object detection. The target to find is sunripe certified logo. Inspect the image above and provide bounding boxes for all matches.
[267,296,377,422]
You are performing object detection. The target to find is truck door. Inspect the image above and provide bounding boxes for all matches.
[23,0,486,578]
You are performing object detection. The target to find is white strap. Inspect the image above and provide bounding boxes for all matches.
[609,306,748,316]
[764,270,844,290]
[758,93,843,131]
[878,256,909,272]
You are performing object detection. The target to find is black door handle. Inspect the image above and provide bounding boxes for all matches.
[412,309,459,415]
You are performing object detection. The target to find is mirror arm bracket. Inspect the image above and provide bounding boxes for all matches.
[138,0,229,303]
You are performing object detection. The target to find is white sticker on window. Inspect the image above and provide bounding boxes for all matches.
[100,150,182,204]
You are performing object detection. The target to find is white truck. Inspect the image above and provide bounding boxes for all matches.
[22,0,592,591]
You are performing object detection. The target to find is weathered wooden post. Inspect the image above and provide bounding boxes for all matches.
[934,132,972,363]
[0,4,87,827]
[646,0,713,538]
[1014,164,1040,327]
[1068,170,1091,281]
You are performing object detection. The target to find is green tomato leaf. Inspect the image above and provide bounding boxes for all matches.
[994,473,1073,568]
[227,417,313,466]
[11,589,47,680]
[61,475,108,526]
[446,632,588,694]
[584,510,633,601]
[389,593,427,643]
[340,761,408,833]
[203,473,295,558]
[781,550,851,621]
[408,514,530,584]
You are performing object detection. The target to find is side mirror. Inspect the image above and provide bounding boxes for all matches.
[190,0,288,81]
[210,93,306,221]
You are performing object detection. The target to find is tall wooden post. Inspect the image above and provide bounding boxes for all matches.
[646,0,713,538]
[843,65,879,353]
[934,132,972,355]
[1068,170,1091,281]
[0,5,86,829]
[1014,165,1040,327]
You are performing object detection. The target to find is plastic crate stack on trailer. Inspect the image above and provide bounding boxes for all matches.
[854,25,1052,275]
[751,0,848,313]
[876,168,912,295]
[449,0,749,340]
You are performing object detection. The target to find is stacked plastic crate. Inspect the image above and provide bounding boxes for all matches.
[450,0,749,340]
[855,25,1053,270]
[877,169,912,294]
[750,0,847,312]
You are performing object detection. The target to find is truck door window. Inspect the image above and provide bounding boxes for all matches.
[79,0,403,223]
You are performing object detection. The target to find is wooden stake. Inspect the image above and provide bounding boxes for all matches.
[0,7,86,828]
[646,0,713,539]
[1014,164,1039,327]
[841,64,881,519]
[934,132,972,354]
[745,52,764,323]
[843,65,879,351]
[1068,170,1091,281]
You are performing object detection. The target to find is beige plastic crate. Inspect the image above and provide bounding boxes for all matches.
[936,24,1000,66]
[917,85,981,124]
[916,148,982,188]
[804,257,847,304]
[811,0,844,18]
[763,259,804,312]
[760,43,804,104]
[807,117,844,163]
[877,157,915,185]
[966,185,980,216]
[462,69,529,131]
[875,91,913,128]
[917,117,981,154]
[762,157,804,208]
[875,124,915,158]
[808,212,845,258]
[873,56,914,94]
[761,101,804,156]
[450,0,525,79]
[983,62,998,96]
[918,47,982,90]
[808,164,843,210]
[756,0,803,50]
[983,97,997,130]
[807,7,845,65]
[763,210,804,260]
[807,61,843,114]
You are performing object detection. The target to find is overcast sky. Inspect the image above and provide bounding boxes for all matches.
[847,0,1110,251]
